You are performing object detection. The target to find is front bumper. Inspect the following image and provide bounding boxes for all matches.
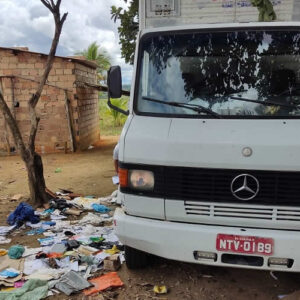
[114,208,300,272]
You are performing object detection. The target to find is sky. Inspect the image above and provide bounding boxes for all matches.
[0,0,133,84]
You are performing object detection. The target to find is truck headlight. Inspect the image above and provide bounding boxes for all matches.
[129,170,154,191]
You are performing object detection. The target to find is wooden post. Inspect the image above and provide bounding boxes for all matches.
[10,77,16,119]
[64,90,76,152]
[0,78,11,154]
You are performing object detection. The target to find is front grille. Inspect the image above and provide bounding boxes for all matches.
[184,201,300,222]
[120,163,300,206]
[163,167,300,206]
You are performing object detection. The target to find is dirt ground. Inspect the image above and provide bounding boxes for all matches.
[1,136,300,300]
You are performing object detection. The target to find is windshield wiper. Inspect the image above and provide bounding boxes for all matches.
[142,96,221,118]
[278,87,300,96]
[230,96,299,109]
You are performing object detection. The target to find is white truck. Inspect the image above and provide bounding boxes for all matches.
[108,0,300,271]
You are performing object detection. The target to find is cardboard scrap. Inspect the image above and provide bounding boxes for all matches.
[103,254,121,271]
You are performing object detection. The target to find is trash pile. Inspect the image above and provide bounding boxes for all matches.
[0,189,124,299]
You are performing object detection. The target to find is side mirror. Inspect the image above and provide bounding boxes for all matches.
[108,66,122,98]
[107,66,129,116]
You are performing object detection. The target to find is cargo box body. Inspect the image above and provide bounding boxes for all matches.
[140,0,300,29]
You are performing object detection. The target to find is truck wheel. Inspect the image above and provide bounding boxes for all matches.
[124,245,149,269]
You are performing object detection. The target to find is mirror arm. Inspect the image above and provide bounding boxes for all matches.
[108,92,129,116]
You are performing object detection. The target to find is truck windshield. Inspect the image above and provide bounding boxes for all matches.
[136,29,300,118]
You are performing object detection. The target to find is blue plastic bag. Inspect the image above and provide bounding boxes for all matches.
[91,204,111,213]
[7,202,39,226]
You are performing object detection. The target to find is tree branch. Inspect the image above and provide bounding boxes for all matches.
[40,0,53,12]
[28,0,67,149]
[30,1,68,109]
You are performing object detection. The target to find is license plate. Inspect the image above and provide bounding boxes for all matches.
[216,234,274,255]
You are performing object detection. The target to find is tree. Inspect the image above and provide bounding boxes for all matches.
[76,42,111,80]
[104,97,128,126]
[0,0,67,206]
[111,0,138,64]
[251,0,276,21]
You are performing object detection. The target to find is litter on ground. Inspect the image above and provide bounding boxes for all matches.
[0,189,123,299]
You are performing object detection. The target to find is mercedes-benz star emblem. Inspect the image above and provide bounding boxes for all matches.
[231,174,259,201]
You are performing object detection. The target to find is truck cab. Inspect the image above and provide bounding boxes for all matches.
[110,0,300,271]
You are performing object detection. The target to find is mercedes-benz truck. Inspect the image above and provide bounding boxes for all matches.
[109,0,300,271]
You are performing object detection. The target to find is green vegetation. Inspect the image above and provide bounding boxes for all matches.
[111,0,138,64]
[76,42,111,80]
[99,95,129,136]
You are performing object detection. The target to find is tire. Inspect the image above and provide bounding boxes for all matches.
[124,245,149,269]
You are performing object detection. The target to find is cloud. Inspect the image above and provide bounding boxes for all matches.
[0,0,133,83]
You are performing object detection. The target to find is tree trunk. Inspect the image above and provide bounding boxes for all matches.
[25,152,48,205]
[0,0,67,207]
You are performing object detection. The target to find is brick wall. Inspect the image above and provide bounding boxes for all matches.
[0,48,99,153]
[74,63,99,150]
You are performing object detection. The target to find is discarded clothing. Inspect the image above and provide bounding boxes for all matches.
[55,270,91,295]
[0,287,15,292]
[47,253,63,259]
[64,231,75,237]
[91,204,111,213]
[0,274,23,287]
[69,197,99,210]
[78,212,103,225]
[88,242,103,250]
[83,272,124,296]
[48,258,58,269]
[50,199,71,210]
[35,252,47,259]
[37,237,54,246]
[25,268,66,281]
[0,256,24,274]
[66,240,80,250]
[0,279,48,300]
[80,255,98,266]
[26,228,45,236]
[14,281,25,288]
[50,214,67,220]
[7,203,39,226]
[0,268,20,279]
[104,245,120,255]
[41,208,55,216]
[22,247,44,258]
[24,257,49,276]
[8,245,25,259]
[0,226,16,236]
[64,208,82,216]
[0,237,11,244]
[77,245,98,256]
[42,222,55,226]
[90,236,105,242]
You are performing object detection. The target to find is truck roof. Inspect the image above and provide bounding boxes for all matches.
[140,21,300,35]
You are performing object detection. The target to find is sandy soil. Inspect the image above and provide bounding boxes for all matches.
[0,136,300,300]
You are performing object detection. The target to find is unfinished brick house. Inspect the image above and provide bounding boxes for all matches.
[0,46,100,153]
